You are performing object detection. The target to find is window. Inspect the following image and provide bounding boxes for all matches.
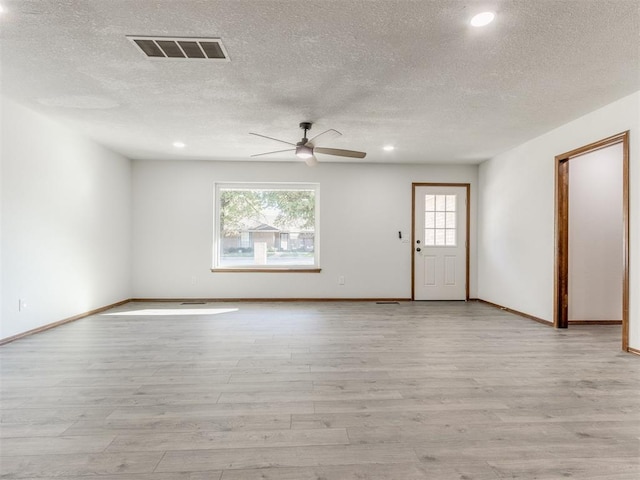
[213,183,319,270]
[240,231,251,248]
[424,194,457,246]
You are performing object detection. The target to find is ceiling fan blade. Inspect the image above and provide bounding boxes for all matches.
[308,128,342,145]
[305,154,319,167]
[251,148,295,157]
[249,132,296,146]
[314,147,366,159]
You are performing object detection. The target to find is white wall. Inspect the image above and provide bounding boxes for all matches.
[569,144,623,321]
[478,91,639,349]
[0,99,132,340]
[132,160,478,300]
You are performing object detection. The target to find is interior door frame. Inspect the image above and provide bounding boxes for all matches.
[554,131,630,351]
[412,183,470,301]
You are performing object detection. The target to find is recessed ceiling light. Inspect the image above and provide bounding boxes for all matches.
[0,5,5,14]
[470,12,495,27]
[172,141,186,148]
[383,145,395,151]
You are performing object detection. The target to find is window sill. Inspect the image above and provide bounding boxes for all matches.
[211,268,322,273]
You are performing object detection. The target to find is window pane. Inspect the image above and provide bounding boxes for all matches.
[216,185,318,269]
[446,212,456,228]
[425,212,435,228]
[445,229,456,246]
[435,229,445,246]
[435,195,445,211]
[279,233,289,250]
[446,195,456,211]
[425,194,435,211]
[435,211,445,228]
[425,229,435,246]
[240,231,250,247]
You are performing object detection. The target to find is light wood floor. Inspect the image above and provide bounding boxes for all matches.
[1,301,639,479]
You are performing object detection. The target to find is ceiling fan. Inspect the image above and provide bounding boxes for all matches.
[250,122,366,167]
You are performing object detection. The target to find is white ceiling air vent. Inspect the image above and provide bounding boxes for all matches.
[127,36,230,61]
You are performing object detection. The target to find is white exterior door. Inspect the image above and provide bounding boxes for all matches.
[413,185,467,300]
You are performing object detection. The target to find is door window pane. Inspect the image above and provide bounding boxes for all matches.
[445,229,456,246]
[446,212,456,228]
[446,195,456,211]
[425,195,435,211]
[425,229,435,245]
[425,212,435,228]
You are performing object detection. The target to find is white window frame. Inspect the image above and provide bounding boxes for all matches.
[212,182,320,272]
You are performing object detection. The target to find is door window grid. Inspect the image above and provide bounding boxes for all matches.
[424,194,456,246]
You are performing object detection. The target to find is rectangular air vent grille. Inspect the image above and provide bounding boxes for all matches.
[127,36,230,61]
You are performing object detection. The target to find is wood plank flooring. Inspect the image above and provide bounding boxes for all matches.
[1,300,639,479]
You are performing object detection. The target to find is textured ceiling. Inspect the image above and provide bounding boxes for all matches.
[1,0,638,163]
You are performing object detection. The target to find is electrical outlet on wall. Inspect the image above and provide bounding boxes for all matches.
[18,299,27,312]
[338,275,345,285]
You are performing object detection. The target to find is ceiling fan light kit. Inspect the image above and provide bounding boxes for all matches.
[295,145,313,159]
[250,122,366,167]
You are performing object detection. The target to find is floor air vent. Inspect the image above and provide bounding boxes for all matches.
[127,36,230,61]
[181,302,206,305]
[376,301,400,305]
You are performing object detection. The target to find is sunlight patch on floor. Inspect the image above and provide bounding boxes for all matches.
[102,308,239,316]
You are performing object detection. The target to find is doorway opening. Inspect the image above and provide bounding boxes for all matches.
[554,131,629,351]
